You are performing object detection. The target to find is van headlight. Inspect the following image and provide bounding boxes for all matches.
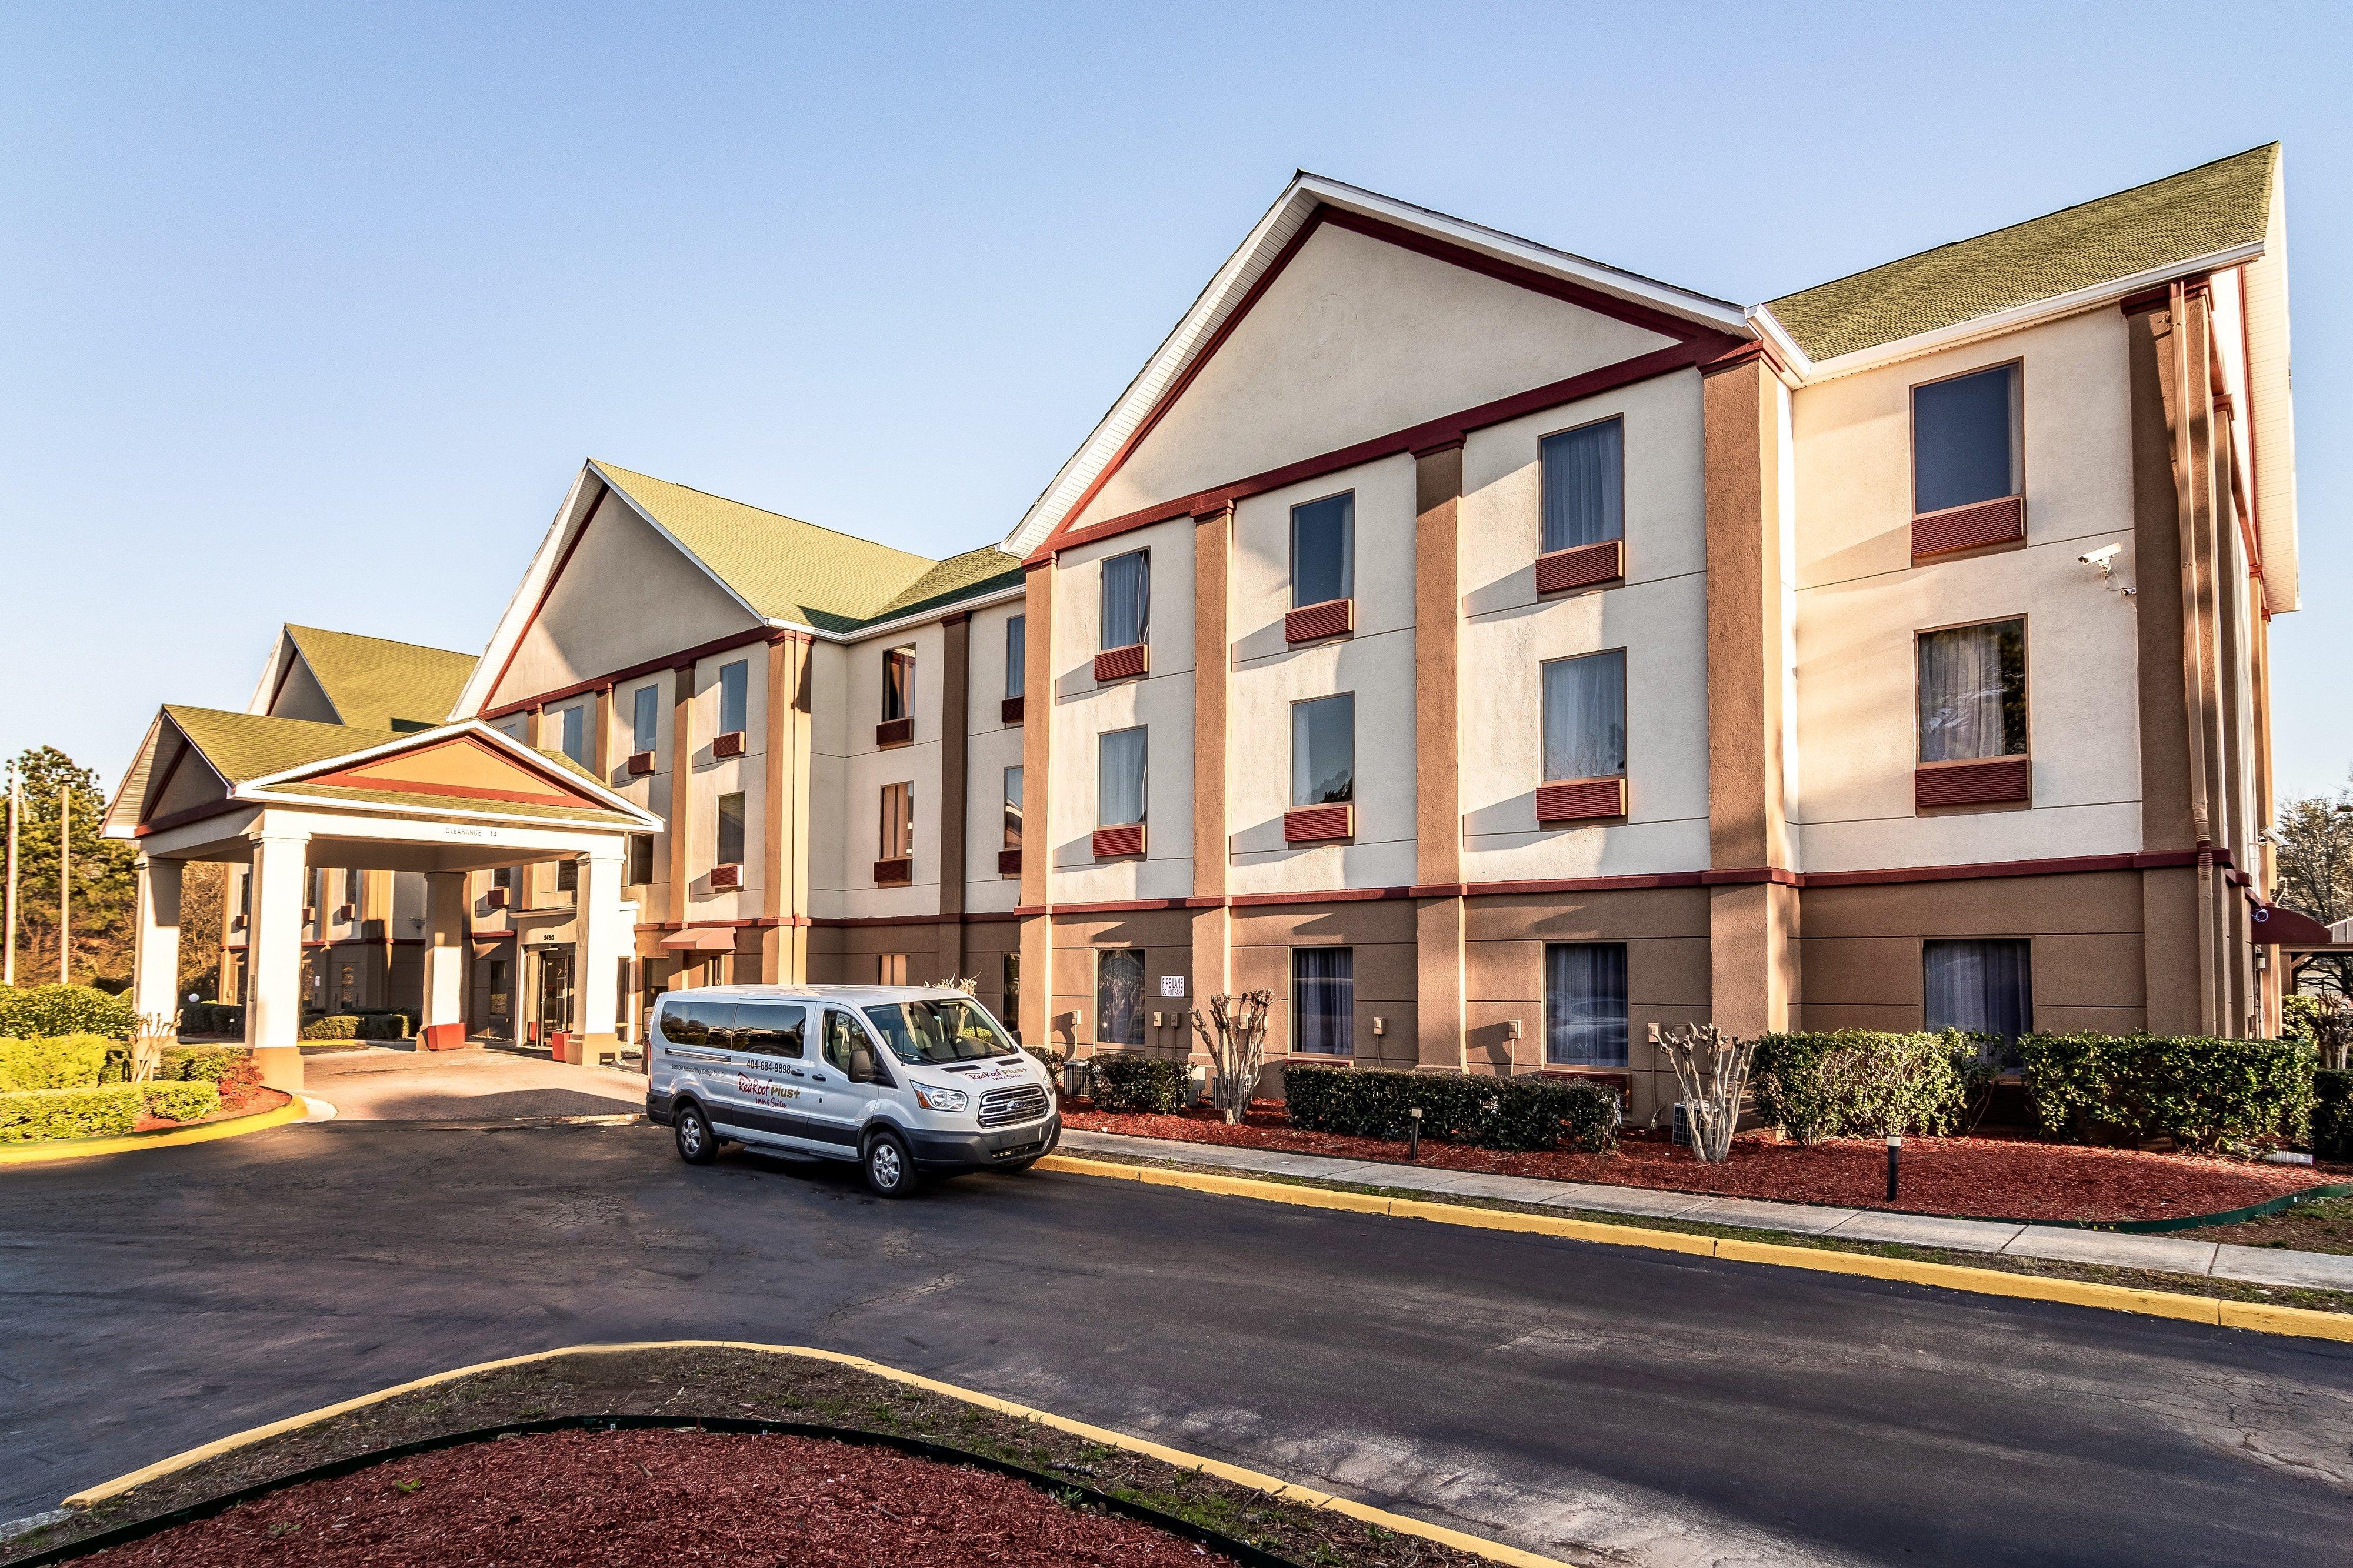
[912,1085,969,1113]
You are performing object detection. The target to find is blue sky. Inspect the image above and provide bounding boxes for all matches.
[3,2,2347,798]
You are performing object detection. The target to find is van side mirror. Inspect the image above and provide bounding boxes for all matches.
[848,1047,877,1083]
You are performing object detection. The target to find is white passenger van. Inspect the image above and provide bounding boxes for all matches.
[644,985,1058,1196]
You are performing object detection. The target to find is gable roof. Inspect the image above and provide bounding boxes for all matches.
[282,626,478,730]
[999,172,1751,559]
[1764,144,2278,365]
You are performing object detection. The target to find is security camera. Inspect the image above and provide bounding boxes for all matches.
[2079,545,2121,568]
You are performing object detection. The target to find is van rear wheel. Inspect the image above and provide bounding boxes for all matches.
[864,1129,920,1197]
[674,1103,718,1165]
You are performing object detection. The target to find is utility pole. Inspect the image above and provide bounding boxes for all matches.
[3,770,18,987]
[58,783,69,986]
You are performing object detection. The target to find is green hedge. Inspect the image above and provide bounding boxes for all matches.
[1091,1053,1190,1114]
[1751,1030,1985,1145]
[298,1012,412,1041]
[0,1033,116,1092]
[0,984,136,1042]
[1021,1045,1066,1083]
[1283,1065,1619,1154]
[2020,1033,2316,1153]
[2315,1070,2353,1163]
[0,1079,220,1143]
[159,1045,255,1086]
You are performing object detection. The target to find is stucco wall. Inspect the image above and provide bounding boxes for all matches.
[1790,310,2142,873]
[1458,368,1712,882]
[671,645,769,925]
[830,622,946,921]
[1046,519,1196,905]
[492,492,758,708]
[1075,224,1672,529]
[962,601,1026,916]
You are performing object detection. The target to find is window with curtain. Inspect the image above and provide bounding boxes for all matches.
[883,646,915,721]
[626,833,655,885]
[716,792,746,866]
[554,703,586,764]
[1291,693,1354,806]
[1005,616,1026,699]
[718,660,749,735]
[345,868,364,904]
[492,866,512,890]
[1002,952,1022,1043]
[1290,492,1354,608]
[1544,943,1628,1066]
[1541,650,1628,781]
[1913,363,2020,514]
[1923,939,2033,1048]
[1101,551,1149,650]
[631,685,660,754]
[1096,949,1144,1045]
[1098,727,1147,826]
[1539,417,1625,553]
[1002,766,1024,849]
[556,857,578,893]
[1917,619,2026,762]
[1292,948,1354,1056]
[879,782,913,859]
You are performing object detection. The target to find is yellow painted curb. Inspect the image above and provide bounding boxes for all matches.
[61,1341,1579,1568]
[1036,1154,2353,1343]
[0,1095,307,1167]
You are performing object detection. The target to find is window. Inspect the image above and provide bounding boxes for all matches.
[717,792,746,866]
[552,703,586,765]
[862,995,1019,1063]
[492,866,513,890]
[486,959,511,1018]
[883,646,915,722]
[1098,727,1147,826]
[877,953,908,986]
[879,782,913,860]
[1924,939,2033,1045]
[1292,948,1354,1056]
[494,715,526,743]
[1541,650,1628,780]
[306,866,322,911]
[344,869,364,903]
[1540,417,1624,552]
[1096,949,1144,1045]
[631,685,661,754]
[1004,615,1026,698]
[1544,943,1628,1066]
[626,833,655,885]
[732,1000,806,1057]
[820,1007,869,1077]
[1002,952,1021,1043]
[718,659,749,735]
[1913,363,2020,515]
[556,858,578,893]
[1101,550,1149,650]
[1291,693,1354,806]
[1002,766,1024,849]
[1917,620,2026,762]
[1290,492,1354,608]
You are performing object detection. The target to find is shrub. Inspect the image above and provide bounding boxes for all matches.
[1752,1030,1982,1145]
[300,1012,412,1042]
[161,1045,251,1085]
[2020,1033,2317,1153]
[1021,1045,1066,1083]
[2315,1070,2353,1163]
[1282,1065,1618,1154]
[0,1034,115,1092]
[0,984,136,1042]
[1091,1052,1190,1113]
[0,1073,224,1141]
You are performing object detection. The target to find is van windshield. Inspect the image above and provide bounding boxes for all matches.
[861,997,1019,1065]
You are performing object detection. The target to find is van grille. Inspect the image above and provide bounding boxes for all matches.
[978,1085,1051,1127]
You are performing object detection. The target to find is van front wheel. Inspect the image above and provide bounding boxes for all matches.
[674,1103,718,1165]
[864,1129,920,1198]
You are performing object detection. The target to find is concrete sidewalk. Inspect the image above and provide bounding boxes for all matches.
[1059,1129,2353,1294]
[300,1046,649,1122]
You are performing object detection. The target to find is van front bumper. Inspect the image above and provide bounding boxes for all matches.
[908,1113,1059,1172]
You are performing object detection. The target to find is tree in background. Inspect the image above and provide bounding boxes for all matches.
[2272,788,2353,999]
[5,747,136,989]
[177,861,227,1001]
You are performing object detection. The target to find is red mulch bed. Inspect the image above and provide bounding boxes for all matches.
[1064,1105,2348,1224]
[131,1085,288,1135]
[79,1429,1234,1567]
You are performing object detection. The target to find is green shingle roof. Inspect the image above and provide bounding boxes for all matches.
[285,626,478,730]
[591,461,1019,633]
[1767,144,2278,362]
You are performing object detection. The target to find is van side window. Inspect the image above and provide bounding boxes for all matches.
[662,999,735,1048]
[821,1009,862,1076]
[734,1002,807,1058]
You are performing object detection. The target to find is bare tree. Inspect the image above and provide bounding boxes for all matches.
[1189,990,1272,1124]
[2274,790,2353,997]
[1648,1022,1755,1164]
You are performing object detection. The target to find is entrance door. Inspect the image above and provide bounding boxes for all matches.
[535,948,575,1043]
